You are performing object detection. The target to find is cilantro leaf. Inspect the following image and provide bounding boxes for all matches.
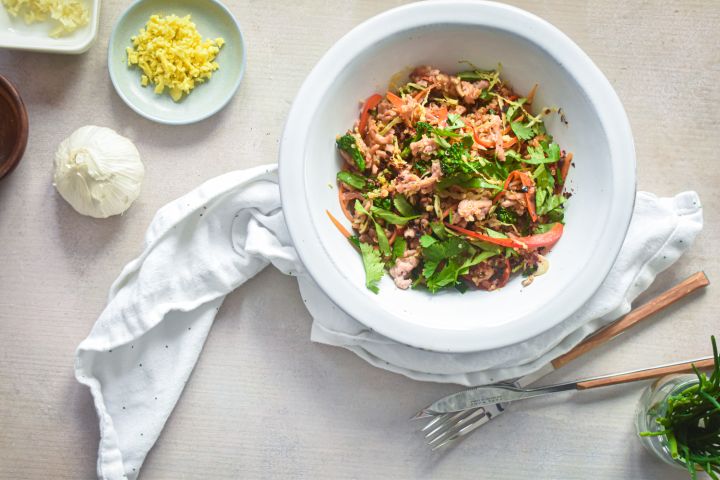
[422,259,440,279]
[524,142,562,165]
[419,234,437,248]
[336,134,366,171]
[447,113,465,129]
[336,171,367,190]
[359,242,384,294]
[510,121,534,141]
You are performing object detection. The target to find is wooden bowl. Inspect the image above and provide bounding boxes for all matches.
[0,75,28,180]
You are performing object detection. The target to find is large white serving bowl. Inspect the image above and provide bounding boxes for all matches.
[279,1,635,353]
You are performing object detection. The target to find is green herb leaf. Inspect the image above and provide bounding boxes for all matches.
[447,113,465,129]
[359,242,384,293]
[374,221,390,255]
[510,121,534,141]
[371,206,420,225]
[533,223,556,234]
[485,228,509,239]
[392,237,407,261]
[419,234,437,248]
[524,142,561,165]
[430,221,448,240]
[393,194,417,217]
[336,134,366,171]
[336,171,367,190]
[537,193,565,216]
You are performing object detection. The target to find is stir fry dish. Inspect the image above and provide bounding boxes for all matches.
[328,64,572,294]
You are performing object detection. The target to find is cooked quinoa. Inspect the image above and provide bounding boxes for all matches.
[329,65,572,294]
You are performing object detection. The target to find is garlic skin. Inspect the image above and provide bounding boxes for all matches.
[53,126,144,218]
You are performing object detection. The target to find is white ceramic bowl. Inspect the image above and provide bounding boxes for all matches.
[280,1,636,353]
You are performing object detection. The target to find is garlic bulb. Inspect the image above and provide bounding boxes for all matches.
[53,126,144,218]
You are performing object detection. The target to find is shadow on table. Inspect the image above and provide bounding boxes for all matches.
[104,76,238,151]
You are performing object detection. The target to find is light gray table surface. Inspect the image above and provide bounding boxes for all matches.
[1,1,718,478]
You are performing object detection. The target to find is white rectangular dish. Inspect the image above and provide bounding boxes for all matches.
[0,0,100,54]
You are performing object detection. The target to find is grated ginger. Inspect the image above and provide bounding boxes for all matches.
[1,0,89,37]
[126,14,224,102]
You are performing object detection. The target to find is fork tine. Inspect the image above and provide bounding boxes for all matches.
[423,409,477,439]
[430,409,494,450]
[420,412,452,432]
[426,408,487,446]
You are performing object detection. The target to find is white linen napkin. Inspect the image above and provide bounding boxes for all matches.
[75,163,702,479]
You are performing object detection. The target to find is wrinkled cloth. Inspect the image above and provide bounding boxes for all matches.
[75,164,703,479]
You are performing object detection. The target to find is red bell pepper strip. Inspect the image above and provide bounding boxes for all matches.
[515,223,564,250]
[358,93,383,135]
[494,170,538,222]
[444,223,523,249]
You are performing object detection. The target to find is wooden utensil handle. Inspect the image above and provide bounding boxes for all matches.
[576,358,715,390]
[551,272,709,370]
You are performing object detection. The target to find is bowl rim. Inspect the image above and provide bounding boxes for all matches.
[0,74,29,180]
[0,0,101,54]
[279,0,636,352]
[107,0,246,125]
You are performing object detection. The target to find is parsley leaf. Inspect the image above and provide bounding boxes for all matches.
[336,134,366,171]
[359,242,384,294]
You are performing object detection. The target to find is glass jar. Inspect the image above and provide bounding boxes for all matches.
[635,374,699,470]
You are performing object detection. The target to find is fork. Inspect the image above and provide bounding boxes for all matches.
[416,271,709,450]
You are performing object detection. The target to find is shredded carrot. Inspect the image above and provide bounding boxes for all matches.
[386,91,404,109]
[527,84,538,105]
[326,210,351,239]
[413,85,433,102]
[503,136,517,149]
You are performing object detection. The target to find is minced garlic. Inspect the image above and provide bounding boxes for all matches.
[126,14,224,102]
[2,0,89,37]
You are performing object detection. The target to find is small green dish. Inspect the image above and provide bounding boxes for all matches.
[108,0,245,125]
